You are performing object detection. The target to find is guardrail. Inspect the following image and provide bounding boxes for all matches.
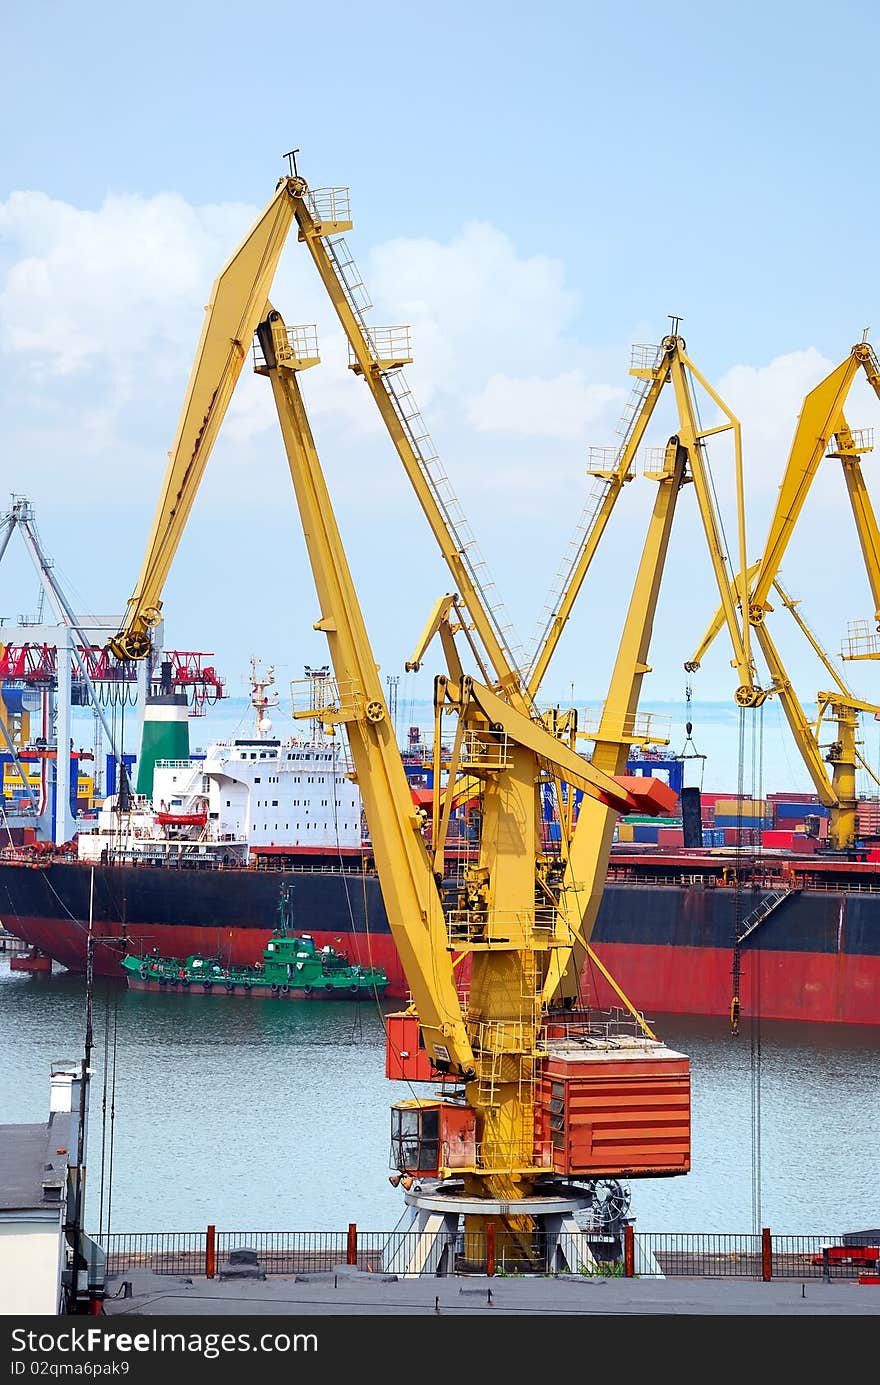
[92,1225,880,1282]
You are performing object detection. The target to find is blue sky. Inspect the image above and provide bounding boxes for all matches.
[3,1,880,767]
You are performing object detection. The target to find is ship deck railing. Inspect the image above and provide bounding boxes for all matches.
[6,847,880,894]
[605,868,880,894]
[91,1227,879,1282]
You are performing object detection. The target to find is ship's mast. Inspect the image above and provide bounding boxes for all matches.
[249,657,279,739]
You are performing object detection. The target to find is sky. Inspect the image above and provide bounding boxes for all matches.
[4,1,880,788]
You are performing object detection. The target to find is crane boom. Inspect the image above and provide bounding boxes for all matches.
[255,304,679,1204]
[109,178,302,660]
[524,342,672,696]
[289,187,529,708]
[750,341,880,621]
[254,308,474,1076]
[828,417,880,626]
[543,439,689,1003]
[536,340,765,1003]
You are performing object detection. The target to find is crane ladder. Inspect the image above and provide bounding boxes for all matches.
[319,230,526,679]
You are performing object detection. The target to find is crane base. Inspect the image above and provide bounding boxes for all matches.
[387,1180,627,1278]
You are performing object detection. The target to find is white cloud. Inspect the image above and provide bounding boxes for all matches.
[367,221,580,396]
[716,347,836,486]
[5,185,876,706]
[467,371,625,441]
[0,189,253,374]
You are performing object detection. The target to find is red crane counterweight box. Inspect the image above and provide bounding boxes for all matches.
[535,1038,691,1178]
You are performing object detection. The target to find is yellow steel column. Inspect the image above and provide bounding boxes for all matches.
[255,309,473,1076]
[749,354,861,621]
[831,422,880,627]
[669,355,759,705]
[544,442,688,1003]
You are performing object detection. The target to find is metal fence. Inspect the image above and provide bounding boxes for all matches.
[92,1226,880,1282]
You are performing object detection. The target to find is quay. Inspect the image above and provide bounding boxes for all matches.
[99,1264,880,1317]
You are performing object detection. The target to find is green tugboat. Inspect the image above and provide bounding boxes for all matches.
[121,886,389,1000]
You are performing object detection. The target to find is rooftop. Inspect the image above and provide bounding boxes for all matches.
[0,1110,73,1214]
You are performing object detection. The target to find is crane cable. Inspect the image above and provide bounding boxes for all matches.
[749,701,765,1233]
[730,698,765,1234]
[97,978,120,1238]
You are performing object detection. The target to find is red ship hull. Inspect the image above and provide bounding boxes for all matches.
[4,852,880,1025]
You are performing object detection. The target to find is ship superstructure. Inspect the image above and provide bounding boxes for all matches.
[76,660,363,867]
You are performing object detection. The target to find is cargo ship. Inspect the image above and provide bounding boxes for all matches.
[2,673,879,1026]
[3,833,880,1025]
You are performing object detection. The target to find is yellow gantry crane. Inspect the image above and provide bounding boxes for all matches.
[747,337,880,638]
[110,170,694,1265]
[517,333,767,1004]
[277,189,765,1016]
[688,339,880,849]
[254,303,681,1199]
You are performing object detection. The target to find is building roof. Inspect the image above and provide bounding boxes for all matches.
[0,1111,72,1213]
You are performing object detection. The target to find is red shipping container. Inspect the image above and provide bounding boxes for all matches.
[721,827,762,845]
[789,834,818,854]
[657,828,684,846]
[762,830,795,849]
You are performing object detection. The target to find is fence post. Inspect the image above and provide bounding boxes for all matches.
[624,1223,635,1278]
[486,1221,495,1277]
[761,1227,772,1282]
[347,1222,358,1266]
[205,1224,216,1280]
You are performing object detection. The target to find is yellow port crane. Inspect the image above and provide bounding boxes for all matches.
[252,304,684,1213]
[109,169,691,1267]
[746,337,880,639]
[691,570,880,849]
[109,173,758,1009]
[275,191,765,1015]
[512,332,767,1004]
[688,338,880,850]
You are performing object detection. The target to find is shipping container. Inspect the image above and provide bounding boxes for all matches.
[621,815,681,826]
[657,827,684,846]
[762,830,795,849]
[715,808,770,819]
[790,834,818,854]
[632,825,660,843]
[775,801,829,820]
[713,797,768,815]
[616,822,634,843]
[702,829,725,848]
[720,826,762,845]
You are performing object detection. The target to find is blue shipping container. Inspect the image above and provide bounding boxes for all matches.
[632,825,660,843]
[702,829,725,847]
[773,802,829,819]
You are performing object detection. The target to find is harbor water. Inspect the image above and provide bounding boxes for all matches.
[1,955,878,1238]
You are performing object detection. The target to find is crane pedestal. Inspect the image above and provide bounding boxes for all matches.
[387,1181,635,1278]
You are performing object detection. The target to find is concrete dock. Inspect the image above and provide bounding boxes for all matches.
[100,1264,880,1316]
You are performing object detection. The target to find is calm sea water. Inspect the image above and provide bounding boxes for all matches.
[2,955,878,1238]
